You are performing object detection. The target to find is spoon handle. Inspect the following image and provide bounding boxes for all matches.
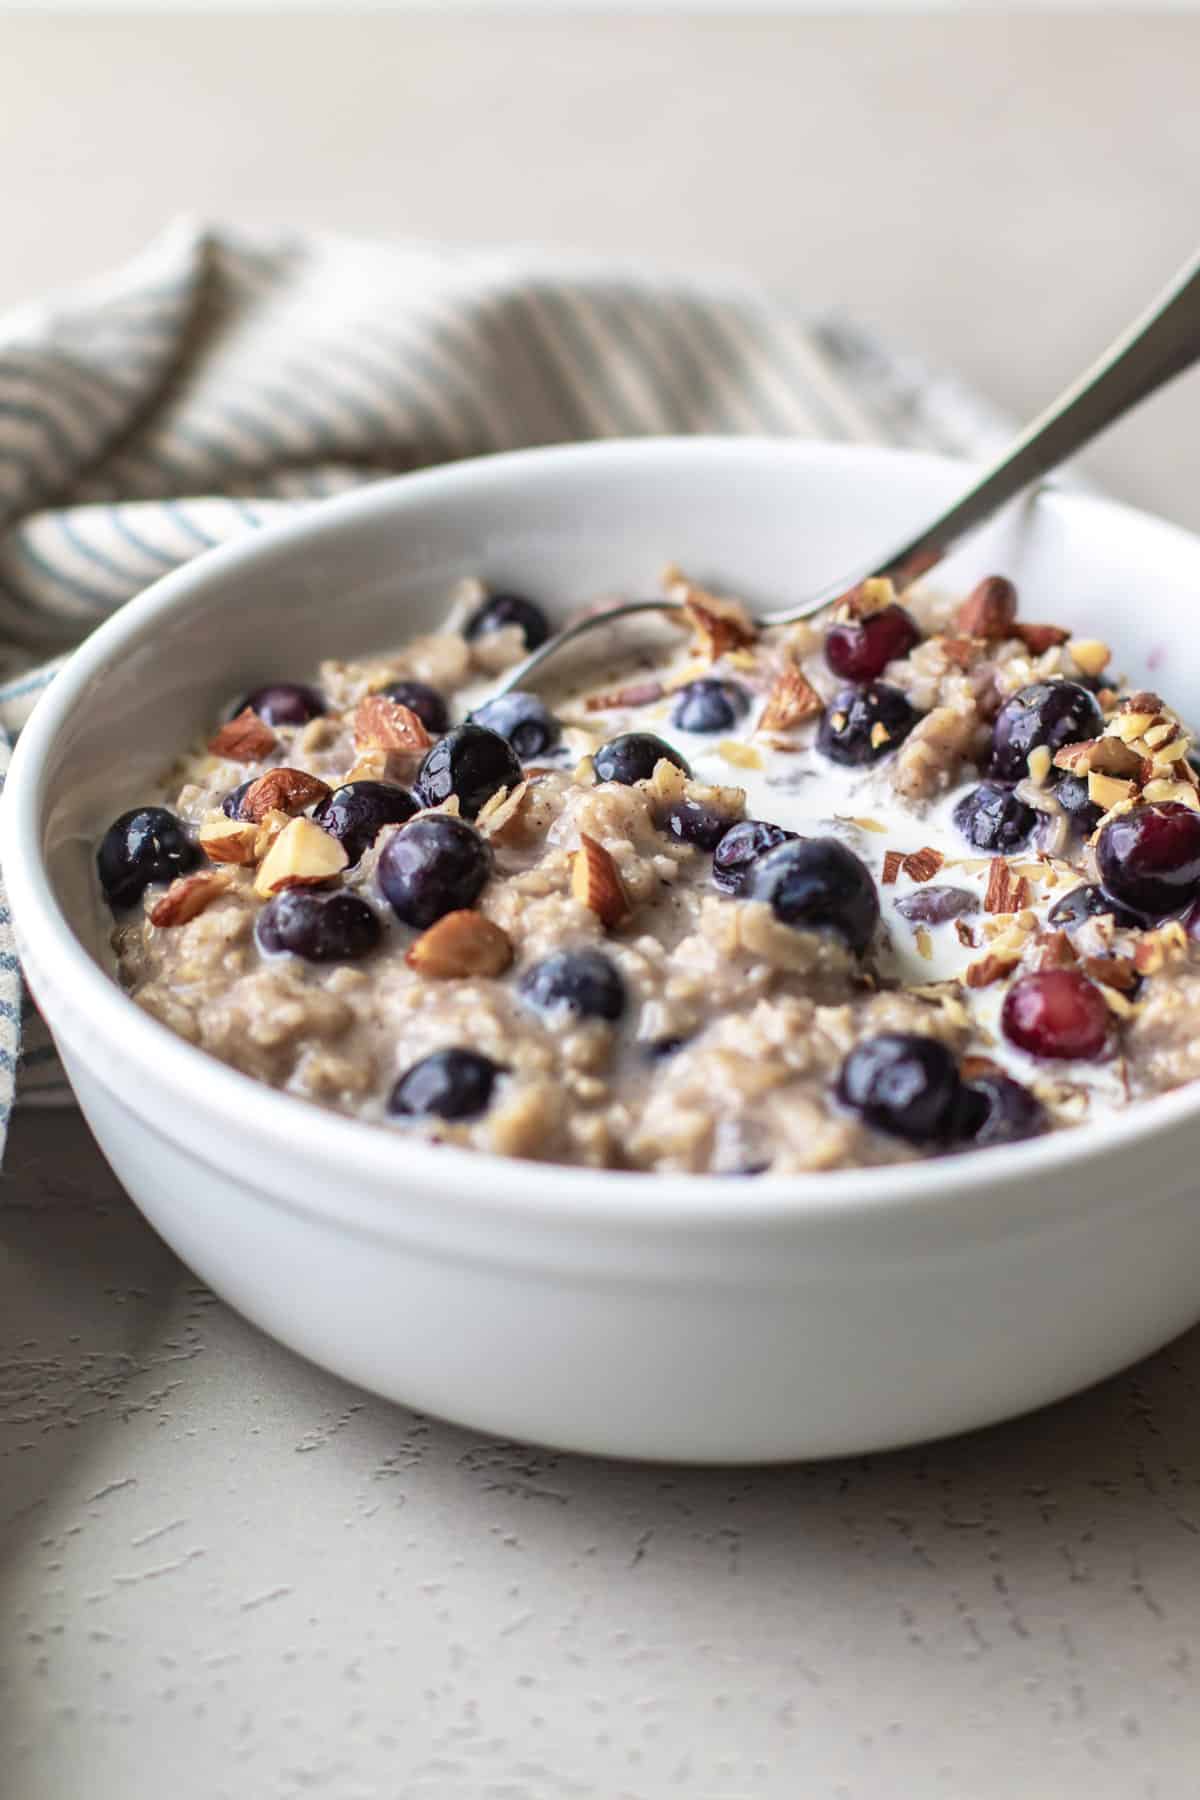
[770,245,1200,623]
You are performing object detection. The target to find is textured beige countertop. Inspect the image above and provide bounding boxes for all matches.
[4,15,1200,1799]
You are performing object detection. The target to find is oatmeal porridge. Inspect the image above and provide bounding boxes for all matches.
[98,570,1200,1175]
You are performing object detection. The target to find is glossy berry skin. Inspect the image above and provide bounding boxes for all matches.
[711,819,800,895]
[463,591,549,650]
[893,884,977,925]
[376,815,492,928]
[989,680,1102,782]
[824,603,920,683]
[743,837,879,955]
[470,690,563,760]
[1053,771,1102,835]
[255,889,382,963]
[670,679,749,735]
[378,679,450,735]
[388,1048,501,1121]
[313,780,418,866]
[658,799,732,850]
[1001,970,1109,1060]
[593,732,691,786]
[222,778,254,820]
[97,807,201,909]
[238,682,325,727]
[953,780,1037,853]
[1096,802,1200,921]
[816,683,921,767]
[837,1033,964,1144]
[961,1072,1047,1148]
[519,947,626,1022]
[1048,883,1143,932]
[413,723,522,818]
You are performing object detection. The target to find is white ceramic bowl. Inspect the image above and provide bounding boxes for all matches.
[7,438,1200,1464]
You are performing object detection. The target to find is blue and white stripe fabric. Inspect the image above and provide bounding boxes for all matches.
[0,218,1014,1140]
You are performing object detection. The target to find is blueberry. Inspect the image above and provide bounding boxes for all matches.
[1047,883,1143,931]
[816,683,921,766]
[952,780,1037,853]
[1096,801,1200,921]
[989,680,1102,782]
[711,819,800,895]
[378,679,450,735]
[377,815,492,928]
[743,838,879,955]
[388,1048,501,1121]
[238,682,325,727]
[644,1036,687,1061]
[658,799,732,850]
[670,679,749,734]
[470,690,562,760]
[893,885,978,925]
[464,592,549,651]
[97,807,201,909]
[960,1073,1047,1148]
[1053,771,1102,835]
[313,781,418,866]
[519,948,626,1022]
[413,723,522,818]
[837,1033,965,1143]
[222,779,254,820]
[593,733,691,786]
[255,889,382,963]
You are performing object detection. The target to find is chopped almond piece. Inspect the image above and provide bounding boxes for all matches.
[254,816,348,897]
[1087,771,1137,810]
[882,850,904,885]
[665,574,758,662]
[960,1053,1003,1080]
[353,693,432,753]
[984,860,1030,915]
[584,680,665,712]
[757,665,823,733]
[869,722,891,750]
[1014,622,1071,653]
[571,833,630,929]
[476,780,531,844]
[718,740,763,771]
[197,814,259,865]
[208,707,277,763]
[965,951,1021,988]
[1080,955,1139,993]
[954,919,975,949]
[149,871,231,927]
[1067,638,1111,678]
[835,577,896,620]
[240,766,333,823]
[901,846,944,884]
[406,910,513,979]
[1054,736,1143,779]
[939,636,977,669]
[1143,777,1200,808]
[955,575,1017,640]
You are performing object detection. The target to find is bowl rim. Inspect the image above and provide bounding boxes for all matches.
[8,433,1200,1233]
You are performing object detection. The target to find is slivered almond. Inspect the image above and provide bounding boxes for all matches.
[954,919,975,949]
[757,665,822,733]
[1015,622,1071,653]
[197,814,259,865]
[1031,929,1077,971]
[477,780,531,844]
[1143,777,1200,808]
[1080,955,1139,993]
[882,850,904,885]
[869,721,891,750]
[718,740,763,770]
[965,951,1021,988]
[1109,709,1158,742]
[666,577,757,662]
[208,707,277,762]
[835,577,896,619]
[984,860,1030,915]
[240,766,333,823]
[584,679,665,712]
[253,807,292,860]
[254,816,348,897]
[955,574,1017,640]
[1067,638,1111,678]
[405,910,513,979]
[1087,771,1136,810]
[149,871,231,927]
[1053,736,1143,779]
[902,846,944,884]
[1027,745,1053,787]
[353,693,432,752]
[344,749,408,785]
[571,833,630,928]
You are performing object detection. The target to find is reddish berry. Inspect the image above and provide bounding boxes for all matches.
[1096,802,1200,921]
[1001,970,1109,1061]
[824,604,920,682]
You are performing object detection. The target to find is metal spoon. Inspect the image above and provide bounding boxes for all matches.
[490,245,1200,699]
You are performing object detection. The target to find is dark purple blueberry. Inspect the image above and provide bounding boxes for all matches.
[519,948,626,1022]
[313,781,418,866]
[222,779,254,821]
[255,889,382,963]
[1096,802,1200,921]
[1001,970,1109,1060]
[670,679,749,735]
[743,837,879,955]
[464,592,549,651]
[658,800,732,850]
[893,885,978,925]
[413,723,522,818]
[593,732,691,786]
[959,1073,1047,1148]
[1047,883,1143,931]
[470,690,562,760]
[837,1033,964,1143]
[711,819,800,895]
[97,807,201,910]
[953,780,1037,853]
[238,682,325,728]
[388,1048,501,1121]
[816,683,921,767]
[824,603,921,683]
[1052,771,1102,835]
[378,679,450,735]
[377,815,492,928]
[989,680,1102,782]
[644,1035,687,1061]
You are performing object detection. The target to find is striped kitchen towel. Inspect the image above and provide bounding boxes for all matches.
[0,217,1016,1138]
